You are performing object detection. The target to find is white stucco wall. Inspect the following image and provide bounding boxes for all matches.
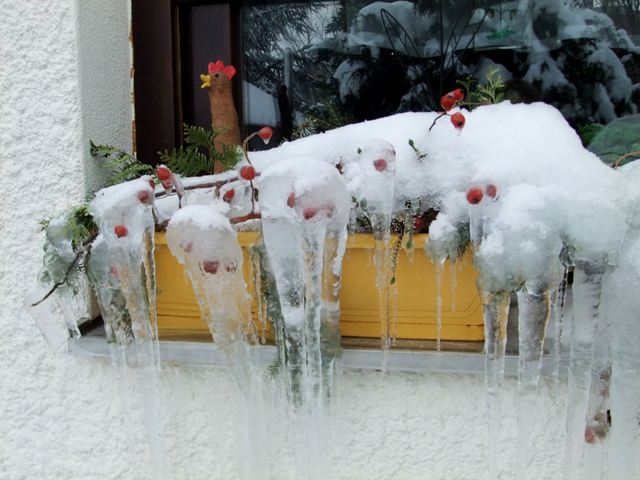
[0,2,567,479]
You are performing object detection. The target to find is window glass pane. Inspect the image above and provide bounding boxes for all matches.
[240,1,640,156]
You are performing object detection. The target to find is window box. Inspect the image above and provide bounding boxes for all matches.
[155,232,484,342]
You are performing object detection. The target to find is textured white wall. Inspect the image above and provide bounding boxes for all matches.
[0,2,567,479]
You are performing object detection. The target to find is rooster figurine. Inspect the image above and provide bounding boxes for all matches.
[200,60,241,172]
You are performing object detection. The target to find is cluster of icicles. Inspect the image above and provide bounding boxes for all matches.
[29,106,640,479]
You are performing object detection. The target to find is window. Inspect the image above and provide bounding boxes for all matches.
[133,1,640,165]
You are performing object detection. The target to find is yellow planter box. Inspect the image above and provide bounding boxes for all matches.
[155,232,484,342]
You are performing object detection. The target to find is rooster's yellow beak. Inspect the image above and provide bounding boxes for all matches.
[200,74,211,89]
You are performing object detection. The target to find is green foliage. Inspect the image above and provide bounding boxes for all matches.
[66,205,98,250]
[457,66,506,108]
[159,124,242,175]
[90,141,154,186]
[579,123,605,147]
[408,139,427,161]
[293,103,353,139]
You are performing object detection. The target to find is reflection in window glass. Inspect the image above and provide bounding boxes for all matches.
[242,1,640,149]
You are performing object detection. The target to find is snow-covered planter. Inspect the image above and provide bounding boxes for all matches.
[27,93,640,478]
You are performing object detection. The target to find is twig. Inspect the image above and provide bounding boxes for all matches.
[613,150,640,169]
[230,212,261,224]
[428,112,449,132]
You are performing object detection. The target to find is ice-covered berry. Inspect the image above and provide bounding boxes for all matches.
[440,93,456,112]
[287,192,296,208]
[466,187,483,205]
[137,190,152,205]
[156,165,172,181]
[486,184,498,199]
[240,165,256,181]
[452,88,465,101]
[223,189,235,202]
[225,262,237,273]
[258,127,273,144]
[451,112,466,129]
[373,159,387,172]
[202,260,219,274]
[303,207,317,220]
[114,224,128,237]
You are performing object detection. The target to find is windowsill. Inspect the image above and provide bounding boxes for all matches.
[70,324,568,378]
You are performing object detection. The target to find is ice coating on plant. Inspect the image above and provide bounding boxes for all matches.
[87,177,166,479]
[354,139,396,358]
[258,156,349,479]
[25,214,90,350]
[166,204,269,479]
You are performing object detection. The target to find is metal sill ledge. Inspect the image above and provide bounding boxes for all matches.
[70,334,568,378]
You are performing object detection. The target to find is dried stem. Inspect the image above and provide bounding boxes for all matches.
[613,150,640,169]
[428,112,449,132]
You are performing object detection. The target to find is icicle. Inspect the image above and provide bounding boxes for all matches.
[515,287,553,480]
[480,289,511,480]
[450,260,457,313]
[356,140,396,362]
[249,237,268,344]
[373,233,393,363]
[563,262,605,480]
[603,234,640,480]
[87,176,167,480]
[434,258,445,351]
[553,269,570,380]
[258,156,350,480]
[580,322,610,480]
[166,204,269,480]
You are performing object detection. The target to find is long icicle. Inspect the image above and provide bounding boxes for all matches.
[515,288,553,479]
[563,262,604,480]
[481,289,511,480]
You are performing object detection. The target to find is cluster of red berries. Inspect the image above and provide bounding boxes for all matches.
[201,259,238,275]
[440,88,466,130]
[286,192,335,220]
[466,183,498,205]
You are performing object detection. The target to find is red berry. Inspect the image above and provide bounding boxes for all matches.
[223,189,235,202]
[414,216,425,232]
[440,93,456,112]
[287,192,296,208]
[137,190,152,205]
[240,165,256,181]
[451,112,466,129]
[452,88,465,102]
[149,179,156,190]
[466,187,483,205]
[258,127,273,144]
[373,159,387,172]
[303,207,317,220]
[486,184,498,199]
[202,260,219,274]
[114,224,128,237]
[225,262,237,273]
[156,165,172,181]
[584,427,596,444]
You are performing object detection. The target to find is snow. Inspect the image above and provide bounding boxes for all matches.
[40,94,640,478]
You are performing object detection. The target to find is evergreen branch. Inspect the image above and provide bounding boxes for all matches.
[90,141,153,185]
